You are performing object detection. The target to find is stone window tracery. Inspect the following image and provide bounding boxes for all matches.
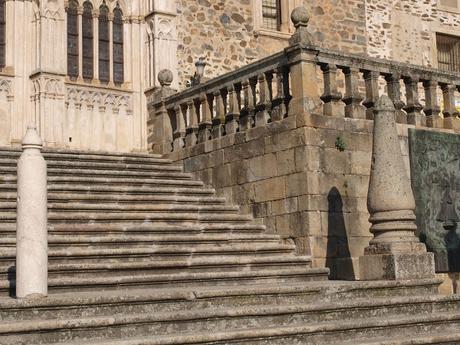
[65,0,125,85]
[113,4,124,85]
[98,3,110,83]
[82,1,94,80]
[0,0,5,69]
[67,0,79,78]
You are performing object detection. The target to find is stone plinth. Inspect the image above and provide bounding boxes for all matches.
[359,96,435,281]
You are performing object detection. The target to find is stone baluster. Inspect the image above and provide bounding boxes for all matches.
[342,67,365,119]
[403,75,424,126]
[359,95,435,281]
[185,99,199,147]
[172,105,185,151]
[441,83,459,130]
[212,90,226,138]
[255,73,271,126]
[16,126,48,299]
[225,84,240,135]
[198,93,212,143]
[423,80,442,129]
[362,70,380,120]
[271,67,287,121]
[240,78,256,131]
[385,73,406,124]
[320,63,344,117]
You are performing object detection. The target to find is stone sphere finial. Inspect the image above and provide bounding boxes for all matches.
[158,69,173,87]
[291,7,310,28]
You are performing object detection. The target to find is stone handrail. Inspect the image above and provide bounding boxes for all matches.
[147,8,460,154]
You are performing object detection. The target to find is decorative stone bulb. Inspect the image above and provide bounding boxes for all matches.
[289,7,313,47]
[158,69,174,88]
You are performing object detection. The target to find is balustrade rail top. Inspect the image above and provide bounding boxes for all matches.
[153,43,460,110]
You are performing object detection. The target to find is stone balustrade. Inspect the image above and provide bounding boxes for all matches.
[147,9,460,155]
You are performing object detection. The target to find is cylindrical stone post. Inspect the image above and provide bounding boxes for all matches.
[16,126,48,299]
[359,95,435,281]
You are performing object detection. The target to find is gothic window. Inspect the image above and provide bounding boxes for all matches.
[0,0,5,68]
[98,4,110,83]
[82,1,94,80]
[437,33,460,72]
[67,0,79,78]
[262,0,281,31]
[113,4,124,85]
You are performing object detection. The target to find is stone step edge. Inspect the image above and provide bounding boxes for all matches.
[343,332,460,345]
[3,298,460,337]
[40,310,460,345]
[0,278,442,311]
[1,267,329,290]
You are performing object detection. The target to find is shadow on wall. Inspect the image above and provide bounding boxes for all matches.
[7,266,15,298]
[325,187,355,280]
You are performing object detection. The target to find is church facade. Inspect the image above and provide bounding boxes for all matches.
[1,0,459,152]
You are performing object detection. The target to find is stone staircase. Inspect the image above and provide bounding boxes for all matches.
[0,148,460,344]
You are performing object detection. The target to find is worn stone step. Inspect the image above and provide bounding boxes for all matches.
[2,296,460,345]
[1,267,329,295]
[0,211,251,223]
[0,192,227,204]
[33,310,460,345]
[0,222,267,235]
[344,333,460,344]
[0,283,325,321]
[0,166,193,180]
[0,280,442,323]
[1,256,312,282]
[0,202,239,213]
[0,233,282,246]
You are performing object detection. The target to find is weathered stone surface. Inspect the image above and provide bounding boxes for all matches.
[409,129,460,273]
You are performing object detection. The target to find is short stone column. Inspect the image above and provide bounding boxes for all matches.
[359,96,435,280]
[16,126,48,298]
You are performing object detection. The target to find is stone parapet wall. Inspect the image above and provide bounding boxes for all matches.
[167,112,427,280]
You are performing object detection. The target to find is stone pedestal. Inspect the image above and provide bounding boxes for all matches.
[359,95,435,280]
[16,126,48,298]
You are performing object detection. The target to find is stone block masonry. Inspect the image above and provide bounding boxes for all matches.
[168,110,421,280]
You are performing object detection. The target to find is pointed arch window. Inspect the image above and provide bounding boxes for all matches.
[82,1,94,80]
[67,0,79,78]
[98,4,110,83]
[113,4,124,85]
[0,0,5,68]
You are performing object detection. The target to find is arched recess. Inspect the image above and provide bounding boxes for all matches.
[82,1,94,80]
[113,3,124,85]
[67,0,79,78]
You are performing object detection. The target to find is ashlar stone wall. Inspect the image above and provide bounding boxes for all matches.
[167,112,416,280]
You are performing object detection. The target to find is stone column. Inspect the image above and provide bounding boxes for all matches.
[108,13,114,86]
[16,126,48,299]
[77,6,84,81]
[92,9,100,83]
[359,95,435,281]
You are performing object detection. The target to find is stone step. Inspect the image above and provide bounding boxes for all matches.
[0,184,216,195]
[0,222,267,235]
[0,233,282,246]
[0,202,239,213]
[0,280,441,322]
[1,295,460,345]
[0,267,329,295]
[345,333,460,344]
[0,255,312,281]
[0,158,183,172]
[0,192,228,204]
[0,211,252,223]
[0,166,194,179]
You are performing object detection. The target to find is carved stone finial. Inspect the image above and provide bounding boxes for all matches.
[359,95,435,281]
[158,69,173,88]
[289,7,313,46]
[22,125,43,150]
